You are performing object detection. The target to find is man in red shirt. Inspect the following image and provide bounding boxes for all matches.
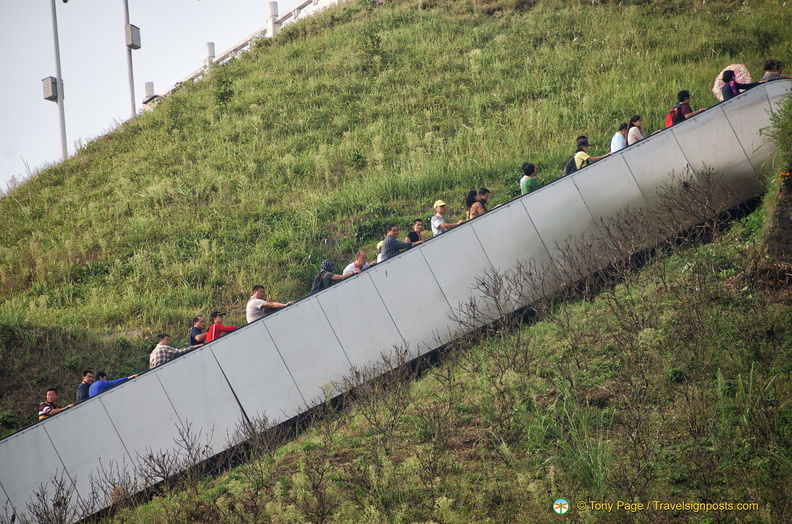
[205,311,238,342]
[676,90,706,121]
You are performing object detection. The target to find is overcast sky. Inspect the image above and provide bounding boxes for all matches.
[0,0,302,193]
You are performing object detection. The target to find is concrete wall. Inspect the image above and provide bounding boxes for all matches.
[1,80,789,522]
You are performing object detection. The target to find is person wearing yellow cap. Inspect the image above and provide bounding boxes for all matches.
[430,200,463,237]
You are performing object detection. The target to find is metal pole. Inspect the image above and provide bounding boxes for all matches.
[49,0,68,161]
[268,2,280,38]
[123,0,136,117]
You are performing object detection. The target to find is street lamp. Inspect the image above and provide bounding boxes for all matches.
[43,0,68,161]
[122,0,141,117]
[43,0,140,163]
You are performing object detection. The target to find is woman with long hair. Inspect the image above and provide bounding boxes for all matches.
[465,188,490,220]
[465,190,479,220]
[626,115,644,146]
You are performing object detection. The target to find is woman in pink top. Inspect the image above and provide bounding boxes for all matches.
[626,115,644,146]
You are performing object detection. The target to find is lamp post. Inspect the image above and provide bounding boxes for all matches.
[44,0,140,161]
[122,0,141,117]
[46,0,68,161]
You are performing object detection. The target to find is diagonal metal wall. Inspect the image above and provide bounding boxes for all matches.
[1,80,789,522]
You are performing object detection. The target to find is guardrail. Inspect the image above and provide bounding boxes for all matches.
[144,0,345,105]
[1,81,789,523]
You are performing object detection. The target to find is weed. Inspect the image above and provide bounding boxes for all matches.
[2,0,792,520]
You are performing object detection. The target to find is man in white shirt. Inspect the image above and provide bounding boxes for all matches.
[430,200,463,236]
[343,250,373,275]
[246,285,295,323]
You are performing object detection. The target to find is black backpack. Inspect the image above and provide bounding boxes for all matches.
[562,155,578,177]
[310,272,329,294]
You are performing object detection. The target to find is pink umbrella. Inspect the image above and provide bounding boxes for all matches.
[712,64,753,102]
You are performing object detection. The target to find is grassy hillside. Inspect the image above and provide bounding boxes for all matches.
[0,0,790,447]
[103,105,792,522]
[100,99,792,522]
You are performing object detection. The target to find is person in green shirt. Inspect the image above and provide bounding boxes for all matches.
[520,163,539,195]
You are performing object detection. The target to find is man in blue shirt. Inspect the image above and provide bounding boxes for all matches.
[88,371,139,398]
[381,224,422,261]
[610,123,628,152]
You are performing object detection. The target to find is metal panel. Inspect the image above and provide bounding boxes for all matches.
[366,245,459,354]
[43,399,133,510]
[467,198,556,311]
[153,345,248,452]
[721,86,776,172]
[366,246,460,353]
[419,224,494,320]
[264,298,353,406]
[523,176,596,261]
[315,272,406,370]
[0,423,65,519]
[574,155,650,222]
[620,129,690,207]
[211,320,306,424]
[764,79,792,113]
[672,105,752,181]
[0,484,12,522]
[99,372,183,468]
[472,198,550,272]
[570,155,655,274]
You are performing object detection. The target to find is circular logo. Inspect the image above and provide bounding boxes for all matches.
[554,498,569,514]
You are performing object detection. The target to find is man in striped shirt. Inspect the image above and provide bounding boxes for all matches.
[39,388,73,420]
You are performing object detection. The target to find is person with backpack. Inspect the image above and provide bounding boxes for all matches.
[567,138,610,174]
[666,90,706,128]
[562,137,583,176]
[310,259,358,294]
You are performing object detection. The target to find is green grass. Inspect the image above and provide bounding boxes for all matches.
[2,0,792,518]
[4,0,790,330]
[98,196,792,521]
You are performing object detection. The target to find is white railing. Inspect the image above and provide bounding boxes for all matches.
[145,0,345,105]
